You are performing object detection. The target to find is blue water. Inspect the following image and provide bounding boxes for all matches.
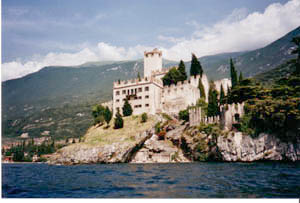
[2,162,300,198]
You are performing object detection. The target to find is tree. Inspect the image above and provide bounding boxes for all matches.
[207,82,219,117]
[141,113,148,123]
[198,78,206,100]
[114,109,124,129]
[179,109,189,122]
[104,107,112,126]
[178,60,187,81]
[190,53,203,77]
[92,104,105,119]
[220,84,225,105]
[162,67,183,86]
[230,58,238,88]
[137,72,141,81]
[122,98,133,116]
[239,71,244,83]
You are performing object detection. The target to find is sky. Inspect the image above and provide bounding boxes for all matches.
[2,0,300,81]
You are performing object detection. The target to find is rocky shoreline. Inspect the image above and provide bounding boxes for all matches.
[48,118,300,165]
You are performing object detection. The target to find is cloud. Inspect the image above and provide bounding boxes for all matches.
[1,43,152,81]
[162,0,300,60]
[2,0,300,81]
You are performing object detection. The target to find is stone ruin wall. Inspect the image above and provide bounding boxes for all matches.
[189,102,244,130]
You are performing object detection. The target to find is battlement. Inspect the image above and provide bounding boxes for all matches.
[151,67,173,76]
[113,76,163,88]
[162,74,202,94]
[144,48,162,57]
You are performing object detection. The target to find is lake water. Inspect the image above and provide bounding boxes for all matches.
[2,162,300,198]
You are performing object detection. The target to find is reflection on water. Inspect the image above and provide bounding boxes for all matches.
[2,162,300,198]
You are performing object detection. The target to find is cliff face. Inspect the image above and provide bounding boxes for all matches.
[217,132,300,162]
[179,126,300,162]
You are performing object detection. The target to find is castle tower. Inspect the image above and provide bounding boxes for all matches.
[144,48,162,77]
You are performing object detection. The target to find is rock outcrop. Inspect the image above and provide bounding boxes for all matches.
[217,132,300,162]
[131,134,189,163]
[49,129,154,165]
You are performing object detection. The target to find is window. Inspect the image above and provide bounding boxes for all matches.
[116,91,120,95]
[145,95,149,99]
[138,96,142,99]
[145,86,149,91]
[145,104,149,107]
[116,99,119,102]
[122,90,126,94]
[138,88,142,92]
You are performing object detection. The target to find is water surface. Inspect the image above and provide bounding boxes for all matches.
[2,162,300,198]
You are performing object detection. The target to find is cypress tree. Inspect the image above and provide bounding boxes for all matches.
[239,71,244,83]
[220,84,225,105]
[198,77,206,100]
[114,109,124,129]
[230,58,238,88]
[178,60,187,81]
[122,98,133,116]
[137,72,141,81]
[207,82,219,117]
[104,107,112,126]
[227,85,232,104]
[190,53,203,77]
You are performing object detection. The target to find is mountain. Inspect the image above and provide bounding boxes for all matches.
[2,26,299,141]
[198,26,300,80]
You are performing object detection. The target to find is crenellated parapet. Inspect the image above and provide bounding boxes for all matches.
[162,74,202,94]
[151,67,173,76]
[113,75,163,88]
[144,48,162,57]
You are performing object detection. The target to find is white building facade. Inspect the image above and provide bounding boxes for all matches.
[112,48,231,116]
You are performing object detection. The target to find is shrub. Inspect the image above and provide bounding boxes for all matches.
[179,109,189,122]
[114,109,124,129]
[155,122,161,134]
[158,130,166,140]
[122,98,133,117]
[141,113,148,123]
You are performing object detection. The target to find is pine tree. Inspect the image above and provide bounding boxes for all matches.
[114,109,124,129]
[122,98,133,116]
[104,107,112,126]
[207,82,219,117]
[190,53,203,77]
[230,58,238,88]
[220,84,225,105]
[239,71,244,83]
[198,77,206,100]
[178,60,187,81]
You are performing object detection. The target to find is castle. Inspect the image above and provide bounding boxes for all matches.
[113,48,232,117]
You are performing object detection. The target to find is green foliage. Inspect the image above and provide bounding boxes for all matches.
[162,64,187,86]
[103,107,112,125]
[230,58,238,88]
[155,122,161,134]
[220,84,225,105]
[198,78,206,100]
[92,104,106,125]
[141,113,148,123]
[137,72,141,81]
[178,60,188,81]
[122,98,133,117]
[114,109,124,129]
[162,113,172,121]
[190,53,203,77]
[196,98,208,118]
[207,82,219,117]
[179,109,189,122]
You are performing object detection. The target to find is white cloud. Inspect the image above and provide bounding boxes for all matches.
[163,0,300,60]
[2,0,300,81]
[1,43,152,81]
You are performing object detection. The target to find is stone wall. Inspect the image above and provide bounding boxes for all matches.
[220,103,245,131]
